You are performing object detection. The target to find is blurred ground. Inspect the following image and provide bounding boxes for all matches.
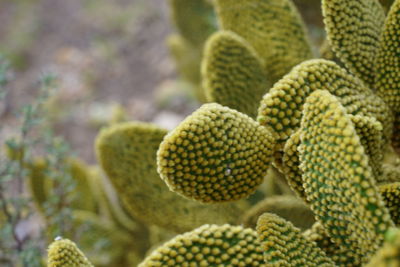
[0,0,195,163]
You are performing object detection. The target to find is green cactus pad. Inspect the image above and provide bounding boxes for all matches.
[299,90,394,264]
[96,121,244,232]
[256,213,335,266]
[47,238,93,267]
[157,103,276,203]
[139,224,265,266]
[322,0,385,86]
[281,129,307,203]
[365,228,400,266]
[202,30,269,118]
[375,0,400,112]
[169,0,217,46]
[258,59,392,151]
[348,114,384,178]
[214,0,313,83]
[242,195,314,230]
[380,183,400,226]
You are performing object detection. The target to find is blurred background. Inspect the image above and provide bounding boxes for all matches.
[1,0,197,164]
[0,0,328,164]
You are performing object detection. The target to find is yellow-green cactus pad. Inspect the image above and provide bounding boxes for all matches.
[299,90,394,265]
[257,213,335,266]
[322,0,385,86]
[96,121,243,232]
[365,228,400,266]
[380,183,400,226]
[281,129,307,203]
[68,158,97,212]
[258,59,392,151]
[47,238,93,267]
[214,0,313,82]
[242,195,314,230]
[27,159,51,214]
[349,114,384,177]
[169,0,217,46]
[375,0,400,112]
[157,103,276,203]
[202,30,269,118]
[139,224,265,267]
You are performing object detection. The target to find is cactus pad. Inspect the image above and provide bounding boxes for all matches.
[257,213,335,266]
[139,224,265,266]
[375,0,400,112]
[214,0,313,82]
[322,0,385,85]
[47,238,93,267]
[202,30,269,118]
[299,90,394,264]
[96,121,244,232]
[158,103,276,203]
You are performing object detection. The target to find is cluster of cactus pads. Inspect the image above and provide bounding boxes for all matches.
[45,0,400,266]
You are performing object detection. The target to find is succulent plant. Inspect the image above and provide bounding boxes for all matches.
[46,0,400,266]
[47,238,93,267]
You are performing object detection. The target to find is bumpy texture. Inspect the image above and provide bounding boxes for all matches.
[214,0,313,83]
[281,130,307,203]
[158,103,276,203]
[299,90,394,265]
[348,114,384,177]
[139,224,265,266]
[169,0,217,46]
[202,31,268,118]
[242,195,314,230]
[258,59,392,151]
[380,183,400,226]
[256,213,335,266]
[322,0,386,86]
[375,0,400,112]
[365,228,400,266]
[96,121,244,232]
[47,238,93,267]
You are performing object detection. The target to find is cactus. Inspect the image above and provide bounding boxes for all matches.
[139,224,265,266]
[202,31,269,118]
[214,0,313,83]
[42,0,400,266]
[157,103,276,203]
[257,213,335,266]
[322,0,386,86]
[96,121,246,232]
[47,238,93,267]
